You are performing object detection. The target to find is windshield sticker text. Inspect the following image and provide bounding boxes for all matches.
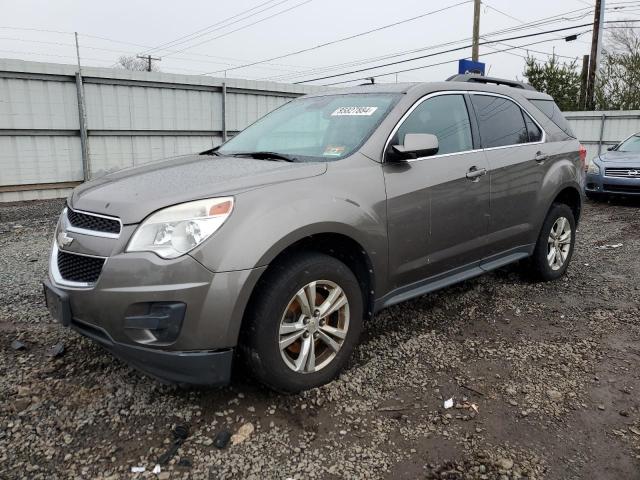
[331,106,378,116]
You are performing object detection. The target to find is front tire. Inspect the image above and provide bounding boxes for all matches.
[529,203,576,281]
[241,252,363,393]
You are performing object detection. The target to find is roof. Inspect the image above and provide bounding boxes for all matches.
[304,79,553,102]
[446,74,536,91]
[304,82,419,96]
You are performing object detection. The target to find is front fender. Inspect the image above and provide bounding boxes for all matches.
[189,155,388,290]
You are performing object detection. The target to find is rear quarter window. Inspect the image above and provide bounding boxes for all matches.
[529,99,575,138]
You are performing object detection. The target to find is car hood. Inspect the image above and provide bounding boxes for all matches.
[70,154,327,224]
[598,151,640,163]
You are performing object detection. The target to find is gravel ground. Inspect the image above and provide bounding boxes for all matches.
[1,197,639,480]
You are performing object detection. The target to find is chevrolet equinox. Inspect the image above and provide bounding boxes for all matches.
[44,75,586,392]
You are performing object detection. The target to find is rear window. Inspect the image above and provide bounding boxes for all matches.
[529,99,575,138]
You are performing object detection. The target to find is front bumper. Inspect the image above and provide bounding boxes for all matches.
[586,170,640,195]
[69,312,234,386]
[46,241,266,385]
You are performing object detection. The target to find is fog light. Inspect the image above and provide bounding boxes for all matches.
[124,302,186,345]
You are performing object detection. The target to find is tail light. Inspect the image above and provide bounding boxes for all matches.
[579,144,587,171]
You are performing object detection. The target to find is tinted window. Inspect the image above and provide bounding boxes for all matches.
[530,99,575,138]
[524,114,543,142]
[471,95,529,148]
[392,94,473,156]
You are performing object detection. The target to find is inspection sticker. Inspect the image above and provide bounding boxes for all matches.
[323,145,346,156]
[331,106,378,116]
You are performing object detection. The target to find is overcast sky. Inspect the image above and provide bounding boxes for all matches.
[1,0,638,86]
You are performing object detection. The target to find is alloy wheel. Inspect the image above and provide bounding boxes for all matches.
[278,280,350,373]
[547,216,572,271]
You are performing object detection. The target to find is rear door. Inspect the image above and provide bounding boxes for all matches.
[469,93,548,259]
[384,92,490,290]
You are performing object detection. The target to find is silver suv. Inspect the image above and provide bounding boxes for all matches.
[43,75,586,392]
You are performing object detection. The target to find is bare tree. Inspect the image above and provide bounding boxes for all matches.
[114,55,161,72]
[595,23,640,110]
[608,23,640,54]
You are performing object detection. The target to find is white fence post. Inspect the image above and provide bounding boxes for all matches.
[75,72,90,181]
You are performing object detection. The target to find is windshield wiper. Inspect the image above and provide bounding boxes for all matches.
[232,151,298,162]
[200,146,222,156]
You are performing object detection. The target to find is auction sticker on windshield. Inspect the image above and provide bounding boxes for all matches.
[331,106,378,116]
[323,145,346,156]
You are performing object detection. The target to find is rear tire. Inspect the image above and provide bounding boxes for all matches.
[528,203,576,282]
[240,252,363,393]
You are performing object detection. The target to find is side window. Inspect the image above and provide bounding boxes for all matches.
[470,95,529,148]
[524,114,543,142]
[530,99,575,138]
[392,94,473,156]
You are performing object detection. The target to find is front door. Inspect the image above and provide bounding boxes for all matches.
[383,93,490,291]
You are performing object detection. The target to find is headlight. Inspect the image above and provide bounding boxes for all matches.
[587,160,600,175]
[127,197,234,259]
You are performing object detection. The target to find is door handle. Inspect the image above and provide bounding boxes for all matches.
[535,151,548,163]
[466,166,487,180]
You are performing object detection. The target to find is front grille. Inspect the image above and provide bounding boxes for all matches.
[603,184,640,193]
[67,208,121,235]
[57,250,105,283]
[605,167,640,178]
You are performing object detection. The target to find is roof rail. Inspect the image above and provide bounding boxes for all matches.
[446,74,537,91]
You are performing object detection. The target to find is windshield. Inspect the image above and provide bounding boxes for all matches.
[218,93,400,161]
[617,134,640,152]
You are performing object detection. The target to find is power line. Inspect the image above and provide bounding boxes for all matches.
[296,21,638,84]
[139,0,287,55]
[0,26,72,35]
[321,36,591,86]
[0,34,309,74]
[298,24,596,84]
[491,39,587,59]
[259,5,601,82]
[485,0,638,43]
[77,32,310,71]
[200,0,473,75]
[0,48,113,64]
[163,0,315,58]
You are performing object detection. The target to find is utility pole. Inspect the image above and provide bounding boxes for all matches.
[137,54,161,72]
[580,54,590,110]
[586,0,605,110]
[472,0,481,62]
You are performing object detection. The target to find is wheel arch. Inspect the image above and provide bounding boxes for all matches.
[234,231,377,349]
[551,185,583,224]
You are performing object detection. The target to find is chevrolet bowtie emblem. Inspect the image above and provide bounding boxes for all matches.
[57,231,74,248]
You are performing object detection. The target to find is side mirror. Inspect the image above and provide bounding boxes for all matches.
[391,133,439,160]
